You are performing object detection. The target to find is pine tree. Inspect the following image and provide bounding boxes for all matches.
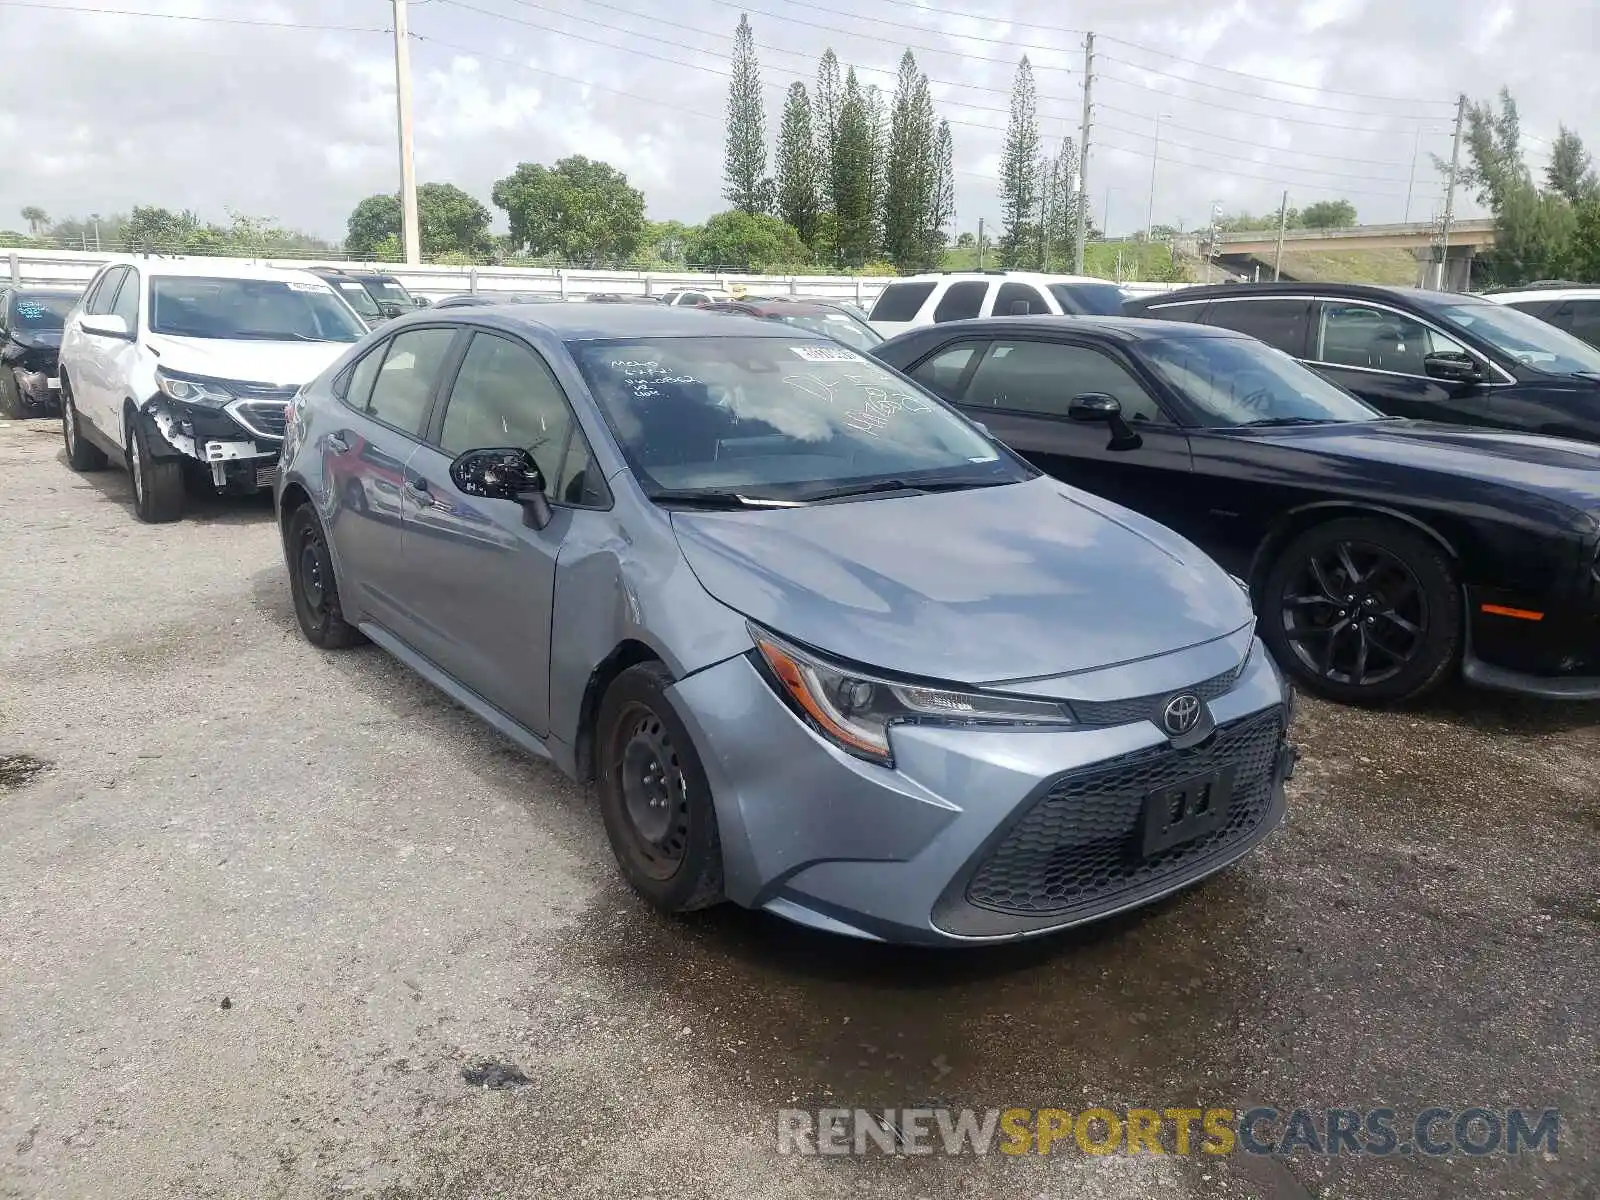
[831,69,877,267]
[997,56,1040,268]
[1545,125,1598,204]
[1045,139,1080,268]
[815,51,842,209]
[775,82,822,248]
[864,82,889,258]
[883,51,934,268]
[722,14,772,214]
[924,119,955,268]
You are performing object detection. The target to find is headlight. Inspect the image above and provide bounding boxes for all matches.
[750,626,1074,766]
[155,369,234,407]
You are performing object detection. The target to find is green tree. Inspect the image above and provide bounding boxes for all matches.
[20,206,48,236]
[123,206,203,252]
[1300,199,1357,228]
[830,69,878,267]
[723,14,772,214]
[1440,88,1528,209]
[1545,125,1598,204]
[882,52,939,270]
[492,156,647,265]
[645,219,696,264]
[997,57,1040,268]
[926,119,955,267]
[815,49,842,213]
[417,182,493,258]
[685,210,809,270]
[1572,195,1600,281]
[346,194,402,257]
[775,82,823,248]
[1042,139,1080,268]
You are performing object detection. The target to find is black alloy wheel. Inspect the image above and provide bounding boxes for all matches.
[1262,518,1460,705]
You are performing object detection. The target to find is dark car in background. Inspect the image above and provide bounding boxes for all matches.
[874,316,1600,705]
[701,298,883,351]
[1123,282,1600,444]
[308,267,428,324]
[0,287,80,417]
[432,293,567,309]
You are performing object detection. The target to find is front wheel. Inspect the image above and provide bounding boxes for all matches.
[126,410,184,523]
[1259,517,1460,705]
[0,368,25,419]
[285,504,363,649]
[596,662,725,913]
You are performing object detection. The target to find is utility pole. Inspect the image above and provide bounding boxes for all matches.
[1403,127,1421,224]
[1144,111,1169,244]
[393,0,421,266]
[1438,93,1466,290]
[1072,32,1094,273]
[977,217,985,270]
[1273,190,1289,281]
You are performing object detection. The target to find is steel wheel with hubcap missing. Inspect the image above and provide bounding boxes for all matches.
[596,662,724,912]
[1261,517,1460,705]
[286,504,362,649]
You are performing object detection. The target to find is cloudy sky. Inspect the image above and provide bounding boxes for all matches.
[1,0,1596,245]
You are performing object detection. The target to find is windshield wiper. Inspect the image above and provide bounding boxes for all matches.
[798,476,1008,503]
[1236,417,1343,428]
[647,488,807,509]
[232,330,323,342]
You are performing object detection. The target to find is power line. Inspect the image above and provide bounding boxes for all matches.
[1095,53,1439,118]
[0,0,388,32]
[1096,69,1448,134]
[1094,136,1443,200]
[1094,103,1429,168]
[1097,122,1425,185]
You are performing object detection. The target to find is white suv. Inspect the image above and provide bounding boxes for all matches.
[1484,283,1600,350]
[57,259,367,522]
[865,271,1128,336]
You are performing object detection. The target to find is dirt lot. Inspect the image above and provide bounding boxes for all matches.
[1,415,1595,1199]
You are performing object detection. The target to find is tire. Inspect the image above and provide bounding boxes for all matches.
[125,409,184,523]
[0,368,24,419]
[1259,517,1460,705]
[595,662,725,913]
[60,381,109,471]
[285,504,363,649]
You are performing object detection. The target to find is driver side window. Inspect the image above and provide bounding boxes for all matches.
[1315,304,1466,376]
[963,340,1170,423]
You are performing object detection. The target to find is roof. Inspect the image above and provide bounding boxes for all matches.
[1485,285,1600,302]
[707,300,835,318]
[898,315,1243,342]
[1127,280,1487,309]
[427,303,803,342]
[94,256,337,283]
[891,270,1115,285]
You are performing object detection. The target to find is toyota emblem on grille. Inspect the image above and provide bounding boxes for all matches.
[1162,693,1202,736]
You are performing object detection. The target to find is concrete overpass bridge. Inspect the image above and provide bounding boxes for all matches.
[1207,218,1497,288]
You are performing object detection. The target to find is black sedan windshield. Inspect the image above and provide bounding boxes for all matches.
[570,336,1025,499]
[1435,299,1600,375]
[149,277,367,342]
[1142,334,1385,427]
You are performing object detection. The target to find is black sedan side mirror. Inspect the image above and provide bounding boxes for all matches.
[450,447,552,529]
[1067,392,1142,451]
[1423,351,1483,385]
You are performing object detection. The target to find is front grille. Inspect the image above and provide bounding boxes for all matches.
[228,399,289,440]
[1068,660,1246,728]
[964,709,1283,920]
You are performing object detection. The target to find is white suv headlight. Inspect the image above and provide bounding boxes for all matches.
[155,369,233,407]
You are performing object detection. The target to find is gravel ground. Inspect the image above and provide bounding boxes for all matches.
[0,415,1595,1200]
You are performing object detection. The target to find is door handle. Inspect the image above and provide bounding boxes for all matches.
[405,476,430,496]
[326,432,350,454]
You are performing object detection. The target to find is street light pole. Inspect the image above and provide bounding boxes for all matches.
[393,0,421,265]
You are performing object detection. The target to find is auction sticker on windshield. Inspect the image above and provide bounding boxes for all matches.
[790,344,862,363]
[288,281,334,293]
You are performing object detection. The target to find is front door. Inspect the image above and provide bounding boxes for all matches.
[398,330,595,737]
[908,336,1197,538]
[324,325,460,636]
[1306,300,1495,426]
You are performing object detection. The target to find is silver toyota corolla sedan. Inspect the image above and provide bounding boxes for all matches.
[274,304,1297,945]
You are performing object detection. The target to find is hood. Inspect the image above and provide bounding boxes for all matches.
[1244,420,1600,510]
[143,333,350,388]
[670,476,1253,687]
[11,329,62,349]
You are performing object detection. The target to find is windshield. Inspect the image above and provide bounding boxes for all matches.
[1142,334,1385,426]
[362,278,415,304]
[149,277,367,342]
[11,293,77,330]
[569,336,1026,499]
[774,310,883,350]
[1435,299,1600,375]
[1049,282,1127,316]
[328,278,382,318]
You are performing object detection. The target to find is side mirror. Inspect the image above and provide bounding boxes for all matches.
[378,301,407,319]
[1008,300,1031,316]
[1068,393,1123,422]
[450,447,552,530]
[1423,351,1483,385]
[410,297,431,309]
[80,313,132,340]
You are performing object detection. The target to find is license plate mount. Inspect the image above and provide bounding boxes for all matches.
[47,377,60,389]
[1141,767,1236,857]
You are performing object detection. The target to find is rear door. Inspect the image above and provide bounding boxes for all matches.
[1307,299,1494,424]
[985,281,1051,318]
[400,330,603,735]
[908,334,1197,536]
[867,280,938,334]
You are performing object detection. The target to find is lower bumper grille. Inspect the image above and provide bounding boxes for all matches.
[961,709,1285,923]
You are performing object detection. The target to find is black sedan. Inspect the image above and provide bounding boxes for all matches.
[1123,282,1600,444]
[873,316,1600,705]
[0,286,79,418]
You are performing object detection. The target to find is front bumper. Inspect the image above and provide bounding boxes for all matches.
[8,360,61,411]
[667,639,1293,945]
[142,397,284,491]
[1464,587,1600,701]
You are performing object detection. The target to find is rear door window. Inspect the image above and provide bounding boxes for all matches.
[1200,298,1312,356]
[363,327,458,435]
[932,281,988,322]
[1049,282,1126,315]
[991,282,1050,316]
[868,281,937,322]
[1550,298,1600,348]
